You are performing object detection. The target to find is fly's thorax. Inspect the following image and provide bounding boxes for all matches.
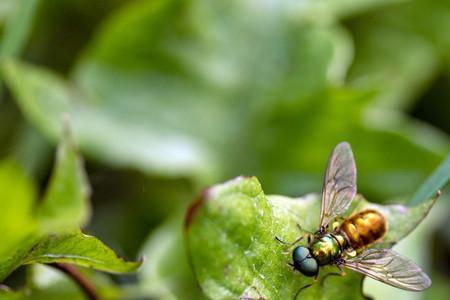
[310,234,342,265]
[339,209,387,250]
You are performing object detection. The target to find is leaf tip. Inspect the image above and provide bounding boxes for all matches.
[184,176,261,229]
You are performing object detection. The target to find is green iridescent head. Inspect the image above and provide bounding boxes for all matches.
[292,246,318,277]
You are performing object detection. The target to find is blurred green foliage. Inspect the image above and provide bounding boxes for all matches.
[0,0,448,299]
[0,128,140,300]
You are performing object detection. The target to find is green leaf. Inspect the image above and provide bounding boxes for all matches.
[248,89,446,200]
[0,160,36,258]
[300,0,406,20]
[23,231,142,274]
[2,58,216,178]
[2,59,71,139]
[0,235,38,282]
[409,153,450,205]
[36,126,91,232]
[3,0,350,180]
[139,216,205,300]
[3,1,446,201]
[0,0,38,58]
[347,0,450,109]
[0,0,39,96]
[0,230,141,282]
[185,176,437,299]
[348,24,438,109]
[0,287,25,300]
[0,133,137,281]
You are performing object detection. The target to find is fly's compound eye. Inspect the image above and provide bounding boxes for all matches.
[292,246,318,277]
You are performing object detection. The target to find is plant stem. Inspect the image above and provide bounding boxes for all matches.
[50,263,99,300]
[408,153,450,206]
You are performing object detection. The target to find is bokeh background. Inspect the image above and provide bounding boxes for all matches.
[0,0,449,299]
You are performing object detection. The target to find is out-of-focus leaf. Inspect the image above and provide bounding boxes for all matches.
[185,176,437,299]
[5,60,445,201]
[11,123,51,179]
[0,0,39,58]
[23,231,141,274]
[0,160,36,257]
[0,1,16,23]
[36,126,91,232]
[3,58,216,178]
[5,0,446,201]
[2,60,71,138]
[0,287,24,300]
[3,0,351,180]
[0,161,38,282]
[249,89,446,200]
[348,25,438,109]
[380,0,450,62]
[296,0,407,20]
[139,217,205,300]
[0,235,38,282]
[347,0,450,109]
[409,153,450,206]
[0,0,38,95]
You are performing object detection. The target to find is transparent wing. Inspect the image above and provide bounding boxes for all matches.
[344,248,431,291]
[319,142,356,229]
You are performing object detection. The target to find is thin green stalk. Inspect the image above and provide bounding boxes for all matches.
[408,153,450,206]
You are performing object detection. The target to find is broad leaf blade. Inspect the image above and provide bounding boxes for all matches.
[36,125,91,232]
[0,160,39,281]
[185,177,363,300]
[139,217,206,300]
[23,231,142,274]
[2,59,215,178]
[0,288,25,300]
[0,160,36,257]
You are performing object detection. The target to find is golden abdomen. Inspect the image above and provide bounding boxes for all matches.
[339,209,387,250]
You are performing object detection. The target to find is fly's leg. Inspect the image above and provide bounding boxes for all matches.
[307,233,313,247]
[293,283,313,300]
[292,268,320,300]
[319,272,345,287]
[294,275,318,300]
[275,222,313,248]
[275,235,303,247]
[296,223,314,235]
